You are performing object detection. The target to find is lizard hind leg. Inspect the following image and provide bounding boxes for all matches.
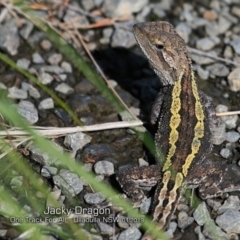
[186,157,240,200]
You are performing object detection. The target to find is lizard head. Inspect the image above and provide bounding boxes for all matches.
[133,21,191,85]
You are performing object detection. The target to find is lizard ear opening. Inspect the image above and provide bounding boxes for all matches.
[155,44,164,51]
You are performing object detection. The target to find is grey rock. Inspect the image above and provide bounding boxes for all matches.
[10,176,23,189]
[152,4,166,18]
[38,98,54,110]
[197,66,209,80]
[230,38,240,54]
[64,132,92,151]
[220,148,232,158]
[190,17,208,29]
[117,214,131,229]
[175,22,191,43]
[61,61,72,73]
[41,166,58,178]
[0,19,19,55]
[100,28,113,45]
[194,226,206,240]
[190,51,217,65]
[74,229,102,240]
[83,163,93,172]
[0,229,7,238]
[8,86,28,99]
[29,142,64,166]
[223,46,233,59]
[216,209,240,234]
[40,40,52,51]
[177,203,189,212]
[138,158,149,167]
[196,37,220,51]
[227,67,240,92]
[95,175,104,182]
[47,53,63,65]
[136,5,151,22]
[81,0,95,11]
[32,52,45,64]
[82,143,117,162]
[40,65,64,74]
[102,0,148,17]
[206,63,229,77]
[93,0,103,7]
[205,21,219,36]
[55,83,74,95]
[27,31,46,47]
[94,161,114,176]
[74,79,94,94]
[29,87,41,99]
[58,74,67,81]
[205,16,231,36]
[64,4,89,28]
[46,189,62,208]
[206,198,222,212]
[232,6,240,18]
[218,16,232,34]
[107,80,117,88]
[218,196,240,214]
[194,202,228,240]
[20,21,34,40]
[223,114,238,129]
[17,100,38,124]
[17,58,30,70]
[140,197,151,214]
[182,11,195,23]
[111,28,136,48]
[53,169,83,197]
[194,202,211,226]
[0,83,7,89]
[21,82,31,91]
[177,211,194,229]
[216,105,239,129]
[96,222,115,235]
[38,70,54,85]
[225,131,240,142]
[216,104,228,113]
[167,221,178,235]
[118,226,141,240]
[155,0,173,11]
[84,192,106,204]
[211,122,226,145]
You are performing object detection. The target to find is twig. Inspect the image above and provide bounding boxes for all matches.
[0,120,143,137]
[187,47,240,67]
[72,22,138,122]
[216,110,240,116]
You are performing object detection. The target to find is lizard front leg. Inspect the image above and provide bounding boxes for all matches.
[116,165,161,207]
[150,86,171,125]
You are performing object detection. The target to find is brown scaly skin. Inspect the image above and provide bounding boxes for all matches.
[117,21,240,240]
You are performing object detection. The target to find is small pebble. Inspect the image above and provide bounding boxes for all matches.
[84,193,106,204]
[38,98,54,110]
[220,148,232,158]
[94,161,114,176]
[225,131,240,143]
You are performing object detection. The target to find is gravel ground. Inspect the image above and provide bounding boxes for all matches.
[0,0,240,239]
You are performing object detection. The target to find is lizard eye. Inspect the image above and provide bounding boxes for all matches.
[155,44,164,51]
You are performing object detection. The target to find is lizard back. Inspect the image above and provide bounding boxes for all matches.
[133,21,212,231]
